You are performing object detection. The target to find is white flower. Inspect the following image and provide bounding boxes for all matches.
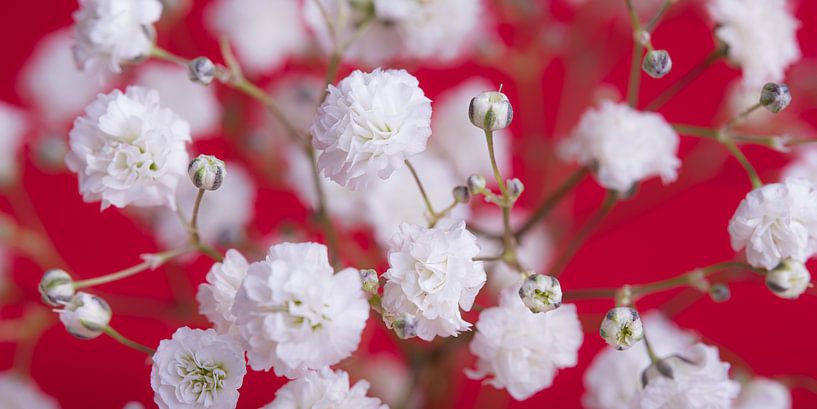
[735,378,791,409]
[783,146,817,184]
[231,242,369,377]
[39,269,76,307]
[382,220,486,340]
[465,286,583,400]
[66,86,191,210]
[197,249,250,337]
[311,68,432,190]
[0,372,59,409]
[560,101,680,192]
[58,292,112,340]
[469,91,513,131]
[268,75,324,136]
[0,102,26,184]
[728,178,817,270]
[583,312,697,409]
[155,163,254,248]
[135,63,221,136]
[636,343,741,409]
[206,0,308,74]
[708,0,801,88]
[151,327,247,409]
[361,354,410,407]
[72,0,163,74]
[600,307,644,351]
[765,260,811,299]
[20,29,105,126]
[262,368,387,409]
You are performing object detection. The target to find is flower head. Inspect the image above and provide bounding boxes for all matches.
[262,368,387,409]
[188,155,226,191]
[735,378,791,409]
[38,269,75,307]
[765,260,811,299]
[518,274,562,313]
[469,91,513,131]
[197,249,250,337]
[600,307,644,351]
[57,292,112,340]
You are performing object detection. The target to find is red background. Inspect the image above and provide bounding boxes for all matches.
[2,0,817,408]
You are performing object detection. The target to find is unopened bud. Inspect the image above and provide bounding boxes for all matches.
[600,307,644,350]
[469,91,513,131]
[766,260,811,299]
[188,57,216,86]
[452,186,470,204]
[39,269,75,307]
[759,82,791,113]
[507,178,524,199]
[708,283,731,303]
[359,269,379,295]
[57,292,112,340]
[188,154,226,190]
[467,175,486,194]
[519,274,562,313]
[384,312,418,340]
[642,50,672,79]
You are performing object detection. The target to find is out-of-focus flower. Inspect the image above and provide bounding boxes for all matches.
[311,68,432,190]
[58,292,112,340]
[361,354,411,408]
[560,101,680,192]
[728,178,817,270]
[231,242,369,378]
[261,368,387,409]
[0,102,27,184]
[38,269,75,307]
[765,260,811,299]
[466,286,583,400]
[0,372,59,409]
[66,86,191,210]
[735,378,791,409]
[783,146,817,184]
[382,220,486,341]
[708,0,801,88]
[151,327,246,409]
[206,0,308,74]
[196,249,249,337]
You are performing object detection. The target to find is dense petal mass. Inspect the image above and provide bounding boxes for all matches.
[197,249,250,337]
[262,368,388,409]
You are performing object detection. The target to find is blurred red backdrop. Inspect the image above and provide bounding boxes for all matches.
[2,0,817,408]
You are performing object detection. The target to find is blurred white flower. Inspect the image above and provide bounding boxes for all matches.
[783,146,817,185]
[206,0,308,74]
[0,372,59,409]
[729,178,817,270]
[311,68,432,190]
[66,86,191,210]
[725,82,774,128]
[708,0,801,88]
[361,354,411,407]
[268,75,324,135]
[765,260,811,299]
[382,220,486,340]
[262,368,387,409]
[466,286,583,400]
[735,378,791,409]
[123,402,145,409]
[560,101,680,192]
[231,242,369,377]
[197,249,249,337]
[151,327,246,409]
[135,63,221,137]
[73,0,163,74]
[0,102,27,184]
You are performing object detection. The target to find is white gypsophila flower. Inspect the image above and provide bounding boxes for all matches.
[284,146,368,228]
[155,163,254,248]
[311,68,432,190]
[583,312,697,409]
[206,0,308,75]
[151,327,247,409]
[465,286,583,400]
[600,307,644,351]
[635,343,741,409]
[0,102,26,184]
[361,354,411,407]
[20,29,105,126]
[57,292,112,340]
[72,0,163,74]
[66,86,191,210]
[728,178,817,270]
[364,153,468,247]
[382,220,486,341]
[135,63,221,137]
[231,242,369,378]
[783,146,817,184]
[196,249,250,337]
[262,368,388,409]
[708,0,801,89]
[560,101,680,192]
[430,79,511,180]
[735,378,791,409]
[765,259,811,299]
[0,372,59,409]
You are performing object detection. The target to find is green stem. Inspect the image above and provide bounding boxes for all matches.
[644,0,673,32]
[646,46,726,111]
[672,124,719,139]
[73,249,187,289]
[625,0,644,108]
[103,326,156,356]
[485,130,523,271]
[551,190,618,277]
[405,159,438,225]
[306,146,341,267]
[189,188,205,244]
[724,102,762,131]
[514,167,588,239]
[721,136,762,188]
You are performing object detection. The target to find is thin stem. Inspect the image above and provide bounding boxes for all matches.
[625,0,644,108]
[485,130,509,198]
[306,146,340,267]
[73,249,186,289]
[645,46,726,111]
[514,167,588,239]
[485,130,523,271]
[644,0,673,32]
[673,123,762,188]
[551,190,618,277]
[149,47,188,66]
[103,326,156,356]
[405,159,438,224]
[721,136,762,188]
[189,188,205,243]
[672,124,719,139]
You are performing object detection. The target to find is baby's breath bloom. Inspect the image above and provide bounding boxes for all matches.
[196,249,250,337]
[0,372,59,409]
[599,307,644,351]
[735,378,791,409]
[519,274,562,314]
[262,368,387,409]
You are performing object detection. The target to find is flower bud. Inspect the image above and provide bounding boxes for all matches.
[519,274,562,313]
[467,175,486,195]
[507,178,524,200]
[57,292,112,340]
[188,154,226,190]
[708,283,731,303]
[759,82,791,113]
[188,57,216,86]
[384,312,418,340]
[766,260,811,299]
[38,269,75,307]
[469,91,513,131]
[359,269,379,295]
[452,186,470,204]
[642,50,672,79]
[600,307,644,350]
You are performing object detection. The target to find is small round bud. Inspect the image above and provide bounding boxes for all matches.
[467,175,487,195]
[57,292,112,340]
[642,50,672,79]
[188,57,217,86]
[708,283,731,303]
[359,269,379,295]
[507,178,524,200]
[384,312,418,340]
[600,307,644,350]
[519,274,562,313]
[469,91,513,131]
[38,269,75,307]
[188,154,226,190]
[759,82,791,113]
[452,186,470,204]
[766,260,811,299]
